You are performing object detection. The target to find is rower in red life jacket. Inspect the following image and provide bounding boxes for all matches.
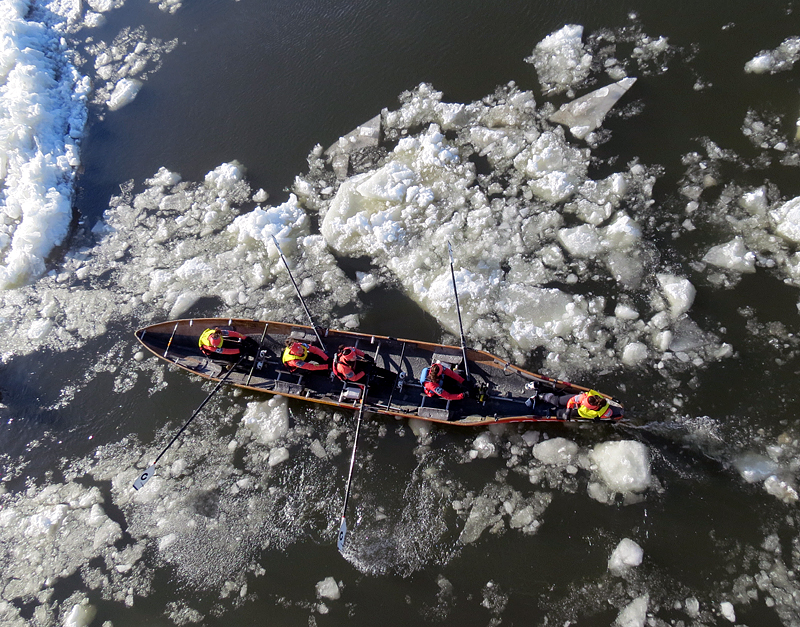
[332,346,372,383]
[535,389,617,420]
[420,362,467,401]
[281,340,330,372]
[199,327,258,360]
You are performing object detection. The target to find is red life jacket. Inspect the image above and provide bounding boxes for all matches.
[333,347,367,382]
[282,342,329,371]
[199,328,243,356]
[567,391,612,419]
[422,364,465,400]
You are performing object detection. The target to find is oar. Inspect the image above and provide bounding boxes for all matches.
[337,384,368,552]
[271,234,326,348]
[447,242,471,381]
[163,321,179,358]
[132,356,244,490]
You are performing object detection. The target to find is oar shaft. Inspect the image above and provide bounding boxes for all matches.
[271,235,326,348]
[448,242,471,380]
[133,357,243,489]
[155,356,242,465]
[337,385,367,551]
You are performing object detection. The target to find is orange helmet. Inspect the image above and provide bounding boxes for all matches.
[208,331,223,348]
[289,342,305,356]
[586,394,604,408]
[340,347,357,362]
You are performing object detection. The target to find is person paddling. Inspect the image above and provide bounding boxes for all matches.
[332,346,372,383]
[199,327,258,360]
[282,339,330,372]
[420,362,467,401]
[533,389,619,420]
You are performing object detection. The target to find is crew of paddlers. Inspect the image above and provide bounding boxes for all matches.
[197,326,619,420]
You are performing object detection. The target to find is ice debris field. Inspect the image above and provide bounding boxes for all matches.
[3,3,800,626]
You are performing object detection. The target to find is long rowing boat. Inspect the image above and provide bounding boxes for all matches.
[134,317,624,425]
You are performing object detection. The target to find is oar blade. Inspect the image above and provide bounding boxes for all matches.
[132,463,156,491]
[337,517,347,552]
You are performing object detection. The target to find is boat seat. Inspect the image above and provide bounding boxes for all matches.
[289,328,319,344]
[431,352,462,366]
[339,385,363,403]
[276,368,304,387]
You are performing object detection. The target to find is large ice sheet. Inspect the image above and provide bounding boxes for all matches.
[0,0,88,289]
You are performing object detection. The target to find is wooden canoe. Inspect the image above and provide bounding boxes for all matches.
[134,318,624,425]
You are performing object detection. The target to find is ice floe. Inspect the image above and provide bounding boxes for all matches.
[745,36,800,74]
[526,24,592,97]
[0,0,88,289]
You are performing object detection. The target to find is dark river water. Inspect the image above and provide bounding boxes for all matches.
[3,0,800,626]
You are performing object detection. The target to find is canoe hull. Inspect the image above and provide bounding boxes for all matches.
[134,318,624,425]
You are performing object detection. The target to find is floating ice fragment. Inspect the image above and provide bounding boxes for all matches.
[315,576,341,600]
[527,24,592,95]
[764,475,799,503]
[703,237,756,273]
[615,595,648,627]
[558,224,604,257]
[720,601,736,622]
[459,496,500,544]
[107,77,142,111]
[770,196,800,244]
[532,437,578,466]
[471,432,497,459]
[325,114,382,179]
[0,1,87,289]
[657,274,696,319]
[615,304,639,320]
[621,342,648,366]
[26,319,54,341]
[745,37,800,74]
[608,538,644,576]
[268,447,289,466]
[590,441,651,495]
[63,600,97,627]
[549,78,637,140]
[241,397,289,445]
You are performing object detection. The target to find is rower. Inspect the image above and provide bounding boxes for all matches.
[281,339,330,373]
[533,389,622,421]
[420,362,468,401]
[332,346,372,383]
[199,327,258,361]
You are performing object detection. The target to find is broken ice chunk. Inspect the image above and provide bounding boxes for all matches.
[549,78,637,140]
